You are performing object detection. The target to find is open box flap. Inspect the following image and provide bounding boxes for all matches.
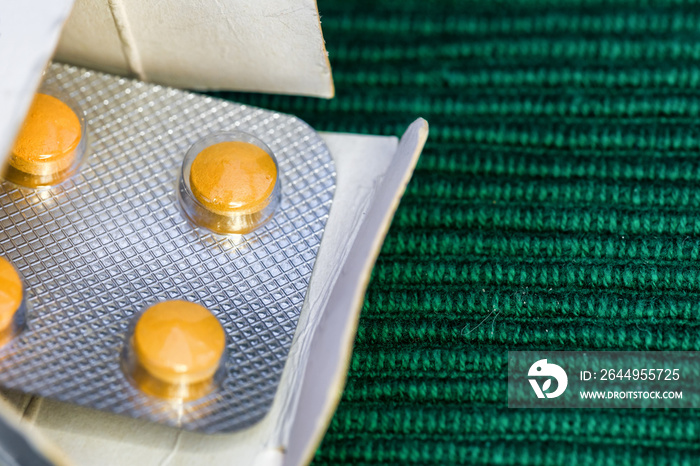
[0,0,75,179]
[54,0,334,97]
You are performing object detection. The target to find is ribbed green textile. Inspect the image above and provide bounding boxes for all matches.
[211,0,700,463]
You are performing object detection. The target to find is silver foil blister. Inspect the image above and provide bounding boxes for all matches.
[0,63,335,433]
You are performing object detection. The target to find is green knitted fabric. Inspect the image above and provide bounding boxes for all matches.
[210,0,700,463]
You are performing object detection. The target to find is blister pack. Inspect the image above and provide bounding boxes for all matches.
[0,63,336,433]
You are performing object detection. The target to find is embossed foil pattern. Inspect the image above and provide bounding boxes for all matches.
[0,64,335,433]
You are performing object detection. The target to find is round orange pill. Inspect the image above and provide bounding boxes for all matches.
[133,300,225,387]
[190,141,277,216]
[0,257,23,339]
[6,93,83,186]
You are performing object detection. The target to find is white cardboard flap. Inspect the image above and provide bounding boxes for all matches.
[0,0,75,173]
[55,0,334,97]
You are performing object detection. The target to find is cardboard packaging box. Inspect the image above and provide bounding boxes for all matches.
[0,2,427,465]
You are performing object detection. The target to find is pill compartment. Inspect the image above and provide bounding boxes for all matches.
[179,132,282,235]
[121,300,228,402]
[0,257,29,347]
[4,85,88,188]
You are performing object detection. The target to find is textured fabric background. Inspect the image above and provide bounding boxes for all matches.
[212,0,700,464]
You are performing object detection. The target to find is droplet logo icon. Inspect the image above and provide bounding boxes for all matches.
[528,359,568,399]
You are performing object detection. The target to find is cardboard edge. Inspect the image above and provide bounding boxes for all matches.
[312,0,335,99]
[0,396,69,466]
[284,118,429,466]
